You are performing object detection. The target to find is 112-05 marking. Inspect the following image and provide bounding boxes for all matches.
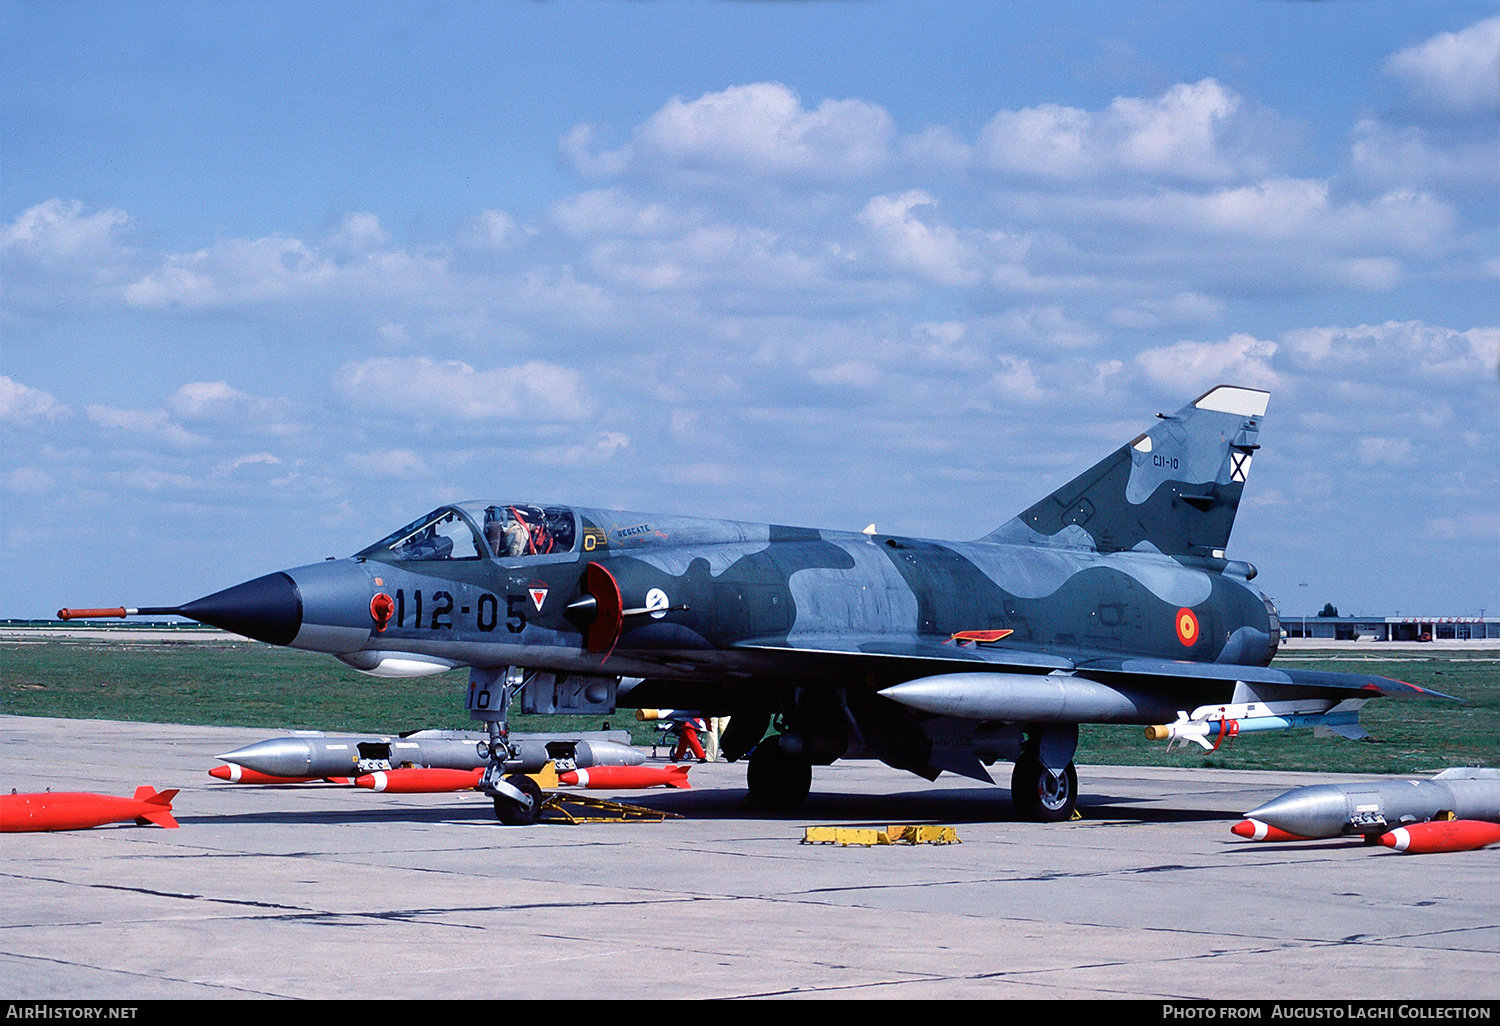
[393,589,526,633]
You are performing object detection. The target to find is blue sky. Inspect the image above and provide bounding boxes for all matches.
[3,0,1497,621]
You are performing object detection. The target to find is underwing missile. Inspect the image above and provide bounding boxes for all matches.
[635,708,705,723]
[558,765,691,789]
[1378,820,1500,854]
[1146,699,1368,751]
[1,786,179,832]
[1243,768,1500,839]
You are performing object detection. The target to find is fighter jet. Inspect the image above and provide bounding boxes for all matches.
[61,385,1451,825]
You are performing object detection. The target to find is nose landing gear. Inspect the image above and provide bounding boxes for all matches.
[489,772,544,825]
[470,666,547,825]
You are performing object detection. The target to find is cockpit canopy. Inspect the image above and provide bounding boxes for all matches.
[357,502,577,562]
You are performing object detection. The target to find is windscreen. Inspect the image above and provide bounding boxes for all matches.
[359,508,484,561]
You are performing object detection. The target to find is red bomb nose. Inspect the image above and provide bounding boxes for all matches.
[209,764,320,784]
[1379,821,1500,854]
[1229,818,1307,842]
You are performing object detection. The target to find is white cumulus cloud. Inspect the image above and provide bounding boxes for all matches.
[167,380,289,425]
[327,212,389,255]
[1135,333,1281,392]
[566,82,894,182]
[1385,17,1500,115]
[85,405,205,447]
[856,191,979,286]
[977,79,1275,183]
[1282,322,1500,382]
[333,356,592,421]
[0,377,68,425]
[0,199,131,263]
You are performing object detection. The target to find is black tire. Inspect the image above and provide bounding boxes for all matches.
[746,737,812,811]
[1011,755,1078,823]
[493,773,544,825]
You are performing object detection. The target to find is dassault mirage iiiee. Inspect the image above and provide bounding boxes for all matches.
[62,385,1452,825]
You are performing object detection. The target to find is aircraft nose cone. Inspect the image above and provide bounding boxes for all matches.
[178,572,302,646]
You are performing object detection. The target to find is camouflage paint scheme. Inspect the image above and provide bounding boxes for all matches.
[75,386,1447,821]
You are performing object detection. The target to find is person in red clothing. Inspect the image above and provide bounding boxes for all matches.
[671,716,708,763]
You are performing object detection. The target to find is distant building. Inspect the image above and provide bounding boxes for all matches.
[1282,616,1500,642]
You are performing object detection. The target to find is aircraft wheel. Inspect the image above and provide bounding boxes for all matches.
[493,773,544,826]
[746,737,812,811]
[1011,755,1078,823]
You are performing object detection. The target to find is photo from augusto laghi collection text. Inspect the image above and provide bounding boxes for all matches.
[1162,1006,1494,1020]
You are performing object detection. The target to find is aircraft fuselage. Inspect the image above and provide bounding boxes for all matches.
[266,508,1276,697]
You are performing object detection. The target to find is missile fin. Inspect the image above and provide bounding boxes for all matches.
[133,787,180,828]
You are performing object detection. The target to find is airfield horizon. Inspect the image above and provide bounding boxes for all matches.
[3,631,1495,778]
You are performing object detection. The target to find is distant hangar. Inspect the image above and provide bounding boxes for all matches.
[1284,615,1500,642]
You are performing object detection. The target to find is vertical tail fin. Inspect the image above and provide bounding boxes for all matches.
[985,385,1269,557]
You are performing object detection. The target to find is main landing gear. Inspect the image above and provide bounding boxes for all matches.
[746,736,812,811]
[1010,753,1078,823]
[746,733,1081,822]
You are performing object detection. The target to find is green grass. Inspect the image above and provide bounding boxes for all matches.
[0,640,646,743]
[3,639,1496,772]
